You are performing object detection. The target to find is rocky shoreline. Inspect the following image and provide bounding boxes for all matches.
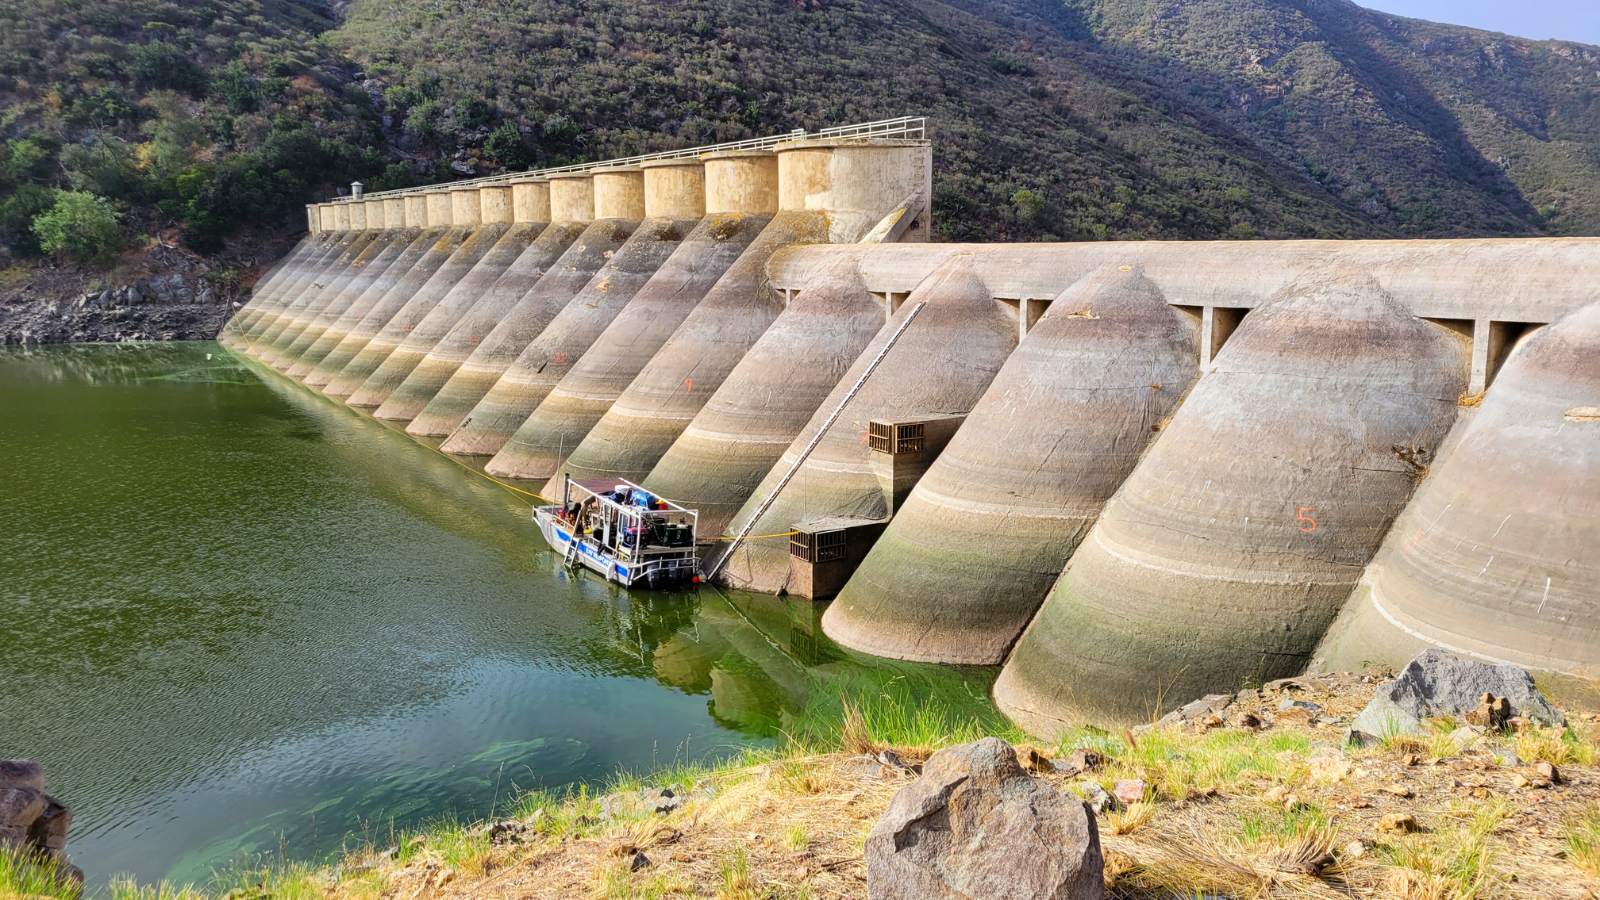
[0,273,237,345]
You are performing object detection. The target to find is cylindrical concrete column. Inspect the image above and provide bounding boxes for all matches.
[777,139,930,241]
[385,198,407,229]
[450,188,483,226]
[404,195,428,228]
[479,185,514,224]
[591,166,647,219]
[704,151,780,214]
[347,201,367,230]
[640,159,706,218]
[425,191,453,227]
[548,174,595,222]
[512,179,552,223]
[332,203,351,232]
[365,199,386,228]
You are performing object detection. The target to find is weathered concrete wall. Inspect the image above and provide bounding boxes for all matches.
[994,278,1470,733]
[362,220,547,414]
[298,227,437,385]
[303,224,455,388]
[714,257,1017,594]
[340,221,513,405]
[488,211,775,482]
[388,222,584,427]
[277,228,420,377]
[640,255,878,535]
[824,267,1200,666]
[426,219,635,447]
[552,139,931,489]
[487,154,785,481]
[454,214,697,458]
[1313,299,1600,682]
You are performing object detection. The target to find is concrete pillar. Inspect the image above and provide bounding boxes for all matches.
[511,179,552,223]
[479,185,514,224]
[347,200,367,230]
[365,199,386,228]
[1199,306,1245,370]
[1468,318,1526,396]
[332,203,351,232]
[640,159,706,218]
[591,166,647,219]
[703,151,780,214]
[404,195,428,228]
[548,173,595,222]
[385,198,407,229]
[425,191,453,227]
[450,188,483,226]
[307,206,320,234]
[776,139,933,242]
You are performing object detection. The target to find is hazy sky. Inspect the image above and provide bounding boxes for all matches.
[1359,1,1600,46]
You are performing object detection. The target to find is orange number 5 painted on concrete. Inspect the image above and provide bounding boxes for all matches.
[1297,508,1318,533]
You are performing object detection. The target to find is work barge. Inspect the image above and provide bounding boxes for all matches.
[224,116,1600,735]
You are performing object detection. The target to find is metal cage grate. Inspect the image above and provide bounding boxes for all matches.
[869,421,925,454]
[790,530,847,562]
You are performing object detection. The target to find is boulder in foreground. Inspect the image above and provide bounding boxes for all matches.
[1352,648,1564,737]
[865,737,1103,900]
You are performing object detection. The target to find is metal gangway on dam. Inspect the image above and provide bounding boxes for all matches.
[223,115,1600,736]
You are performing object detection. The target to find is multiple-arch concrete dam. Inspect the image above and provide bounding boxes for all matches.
[224,118,1599,736]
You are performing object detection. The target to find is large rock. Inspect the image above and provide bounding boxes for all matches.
[865,738,1103,900]
[0,759,43,792]
[1353,649,1565,736]
[0,760,80,890]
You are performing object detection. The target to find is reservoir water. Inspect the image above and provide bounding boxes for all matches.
[0,343,994,887]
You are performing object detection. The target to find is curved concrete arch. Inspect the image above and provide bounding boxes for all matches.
[1314,299,1600,683]
[485,212,771,481]
[995,277,1470,734]
[714,256,1018,594]
[824,267,1200,666]
[638,255,879,535]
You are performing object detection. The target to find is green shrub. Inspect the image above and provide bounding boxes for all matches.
[1,184,58,257]
[32,191,123,260]
[131,41,208,96]
[483,121,532,170]
[5,136,58,183]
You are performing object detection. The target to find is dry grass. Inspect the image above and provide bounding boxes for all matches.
[50,678,1600,900]
[1565,803,1600,878]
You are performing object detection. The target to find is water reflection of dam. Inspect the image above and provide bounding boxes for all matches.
[4,343,993,884]
[225,116,1599,734]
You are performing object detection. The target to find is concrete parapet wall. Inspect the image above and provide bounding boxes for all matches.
[704,152,779,215]
[404,196,428,228]
[307,206,320,234]
[347,202,367,230]
[450,189,481,226]
[641,160,707,219]
[512,180,552,224]
[592,167,648,219]
[333,203,352,231]
[479,186,514,224]
[549,175,595,222]
[425,192,454,227]
[385,198,407,229]
[776,140,931,242]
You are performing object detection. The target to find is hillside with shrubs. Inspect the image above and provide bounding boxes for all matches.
[2,0,1600,320]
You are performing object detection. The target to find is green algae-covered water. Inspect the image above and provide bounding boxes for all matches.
[0,343,995,887]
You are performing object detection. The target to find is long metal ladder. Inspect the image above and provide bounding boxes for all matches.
[706,300,927,580]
